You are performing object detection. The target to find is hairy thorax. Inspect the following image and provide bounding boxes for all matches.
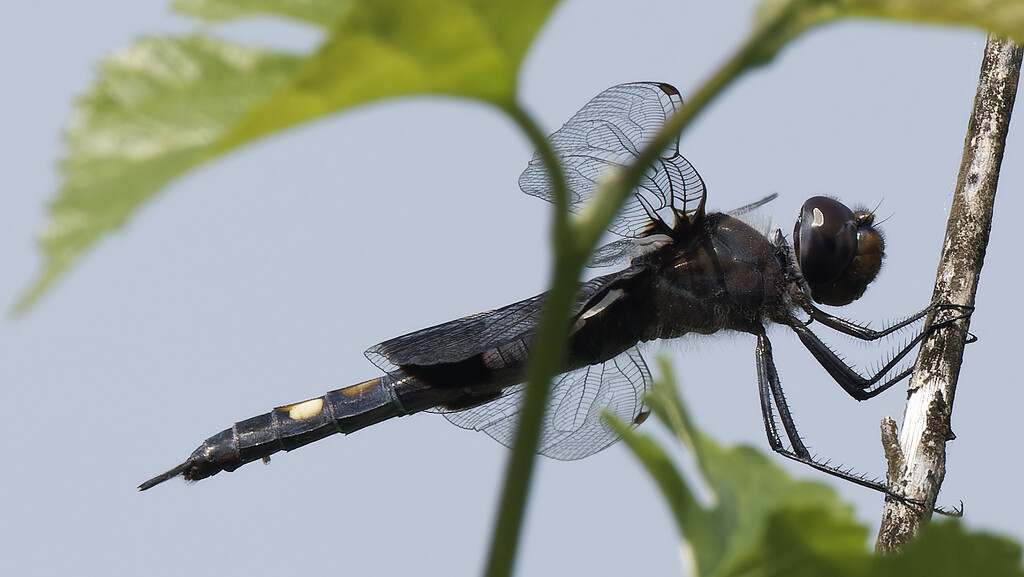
[649,213,790,339]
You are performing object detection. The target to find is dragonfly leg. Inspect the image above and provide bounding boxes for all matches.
[782,302,974,401]
[800,299,973,341]
[755,329,809,459]
[783,318,918,401]
[754,329,901,494]
[753,328,956,515]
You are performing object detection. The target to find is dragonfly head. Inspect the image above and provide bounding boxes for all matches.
[793,196,885,306]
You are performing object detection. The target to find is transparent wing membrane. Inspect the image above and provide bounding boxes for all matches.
[442,348,650,460]
[519,82,706,238]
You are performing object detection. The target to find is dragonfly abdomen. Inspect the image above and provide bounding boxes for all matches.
[139,375,430,490]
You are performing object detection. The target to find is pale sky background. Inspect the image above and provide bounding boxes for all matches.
[3,2,1022,576]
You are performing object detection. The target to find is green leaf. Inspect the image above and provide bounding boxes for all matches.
[172,0,350,26]
[614,359,1024,576]
[877,521,1024,576]
[14,35,303,313]
[839,0,1024,41]
[211,0,553,153]
[614,359,865,577]
[16,0,559,313]
[726,506,871,577]
[753,0,1024,48]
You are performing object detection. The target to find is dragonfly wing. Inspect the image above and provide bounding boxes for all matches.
[442,347,651,460]
[587,234,672,269]
[365,263,646,374]
[365,293,545,374]
[519,82,706,238]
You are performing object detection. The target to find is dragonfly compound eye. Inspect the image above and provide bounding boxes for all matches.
[794,196,885,306]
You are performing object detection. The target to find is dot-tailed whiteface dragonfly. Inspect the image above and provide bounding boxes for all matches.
[140,82,950,494]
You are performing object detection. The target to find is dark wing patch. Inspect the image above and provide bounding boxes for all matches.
[365,293,545,374]
[365,263,646,374]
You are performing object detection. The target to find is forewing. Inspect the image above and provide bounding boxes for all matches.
[442,348,651,460]
[365,263,646,373]
[519,82,706,238]
[365,293,545,374]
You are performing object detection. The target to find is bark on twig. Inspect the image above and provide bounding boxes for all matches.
[875,35,1022,553]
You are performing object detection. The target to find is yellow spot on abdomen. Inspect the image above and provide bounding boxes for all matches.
[285,398,324,420]
[340,378,380,397]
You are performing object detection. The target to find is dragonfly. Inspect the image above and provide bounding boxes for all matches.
[140,82,951,494]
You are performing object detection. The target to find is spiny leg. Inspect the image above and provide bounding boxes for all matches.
[754,328,961,515]
[756,329,808,459]
[754,328,901,495]
[784,317,919,401]
[782,303,974,401]
[800,300,973,341]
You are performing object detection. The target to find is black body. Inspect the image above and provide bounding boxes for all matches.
[140,82,947,494]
